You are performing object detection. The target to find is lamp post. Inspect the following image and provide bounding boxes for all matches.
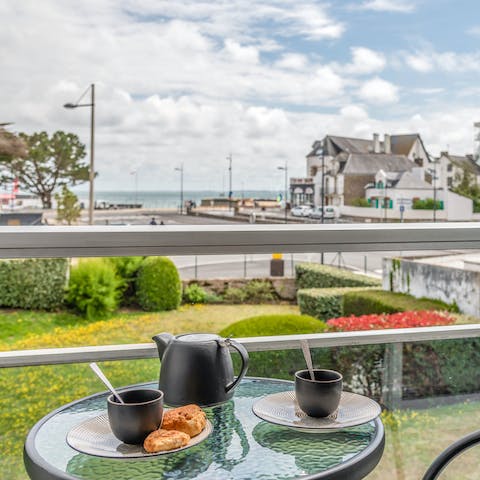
[227,154,232,212]
[175,164,184,214]
[315,146,326,263]
[64,83,95,225]
[277,163,288,223]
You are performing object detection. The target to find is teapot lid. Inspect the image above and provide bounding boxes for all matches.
[177,333,221,343]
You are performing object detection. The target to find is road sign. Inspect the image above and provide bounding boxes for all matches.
[399,205,405,213]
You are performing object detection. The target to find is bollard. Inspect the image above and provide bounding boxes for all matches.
[270,253,284,277]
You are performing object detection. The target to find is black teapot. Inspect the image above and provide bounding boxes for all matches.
[153,332,249,407]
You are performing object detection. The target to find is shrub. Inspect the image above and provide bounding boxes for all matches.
[223,287,247,304]
[136,257,182,311]
[295,263,381,289]
[106,257,144,306]
[65,259,122,319]
[0,258,68,310]
[219,314,330,379]
[220,314,326,337]
[183,284,208,304]
[412,198,443,210]
[242,280,276,303]
[351,198,371,207]
[327,310,455,331]
[343,290,456,316]
[297,287,379,320]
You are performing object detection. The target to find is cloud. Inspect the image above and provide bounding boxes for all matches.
[358,0,415,12]
[344,47,386,75]
[223,39,259,64]
[275,53,308,70]
[467,26,480,36]
[404,53,434,72]
[357,77,399,104]
[403,49,480,73]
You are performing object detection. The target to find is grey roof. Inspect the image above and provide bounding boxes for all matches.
[325,136,372,155]
[446,154,480,175]
[342,154,414,175]
[393,170,432,189]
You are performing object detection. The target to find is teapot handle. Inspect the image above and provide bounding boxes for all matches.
[225,339,249,393]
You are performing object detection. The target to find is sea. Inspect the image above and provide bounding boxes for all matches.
[74,190,280,209]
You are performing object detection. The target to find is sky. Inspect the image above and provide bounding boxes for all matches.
[2,0,480,192]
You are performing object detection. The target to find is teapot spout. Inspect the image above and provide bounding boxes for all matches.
[152,332,174,359]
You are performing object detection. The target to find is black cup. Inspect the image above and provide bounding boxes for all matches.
[107,388,164,444]
[295,369,343,418]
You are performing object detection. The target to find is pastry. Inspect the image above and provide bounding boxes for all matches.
[162,404,207,437]
[143,428,190,453]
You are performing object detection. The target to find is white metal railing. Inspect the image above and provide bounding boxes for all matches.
[0,223,480,258]
[1,222,480,369]
[2,325,480,368]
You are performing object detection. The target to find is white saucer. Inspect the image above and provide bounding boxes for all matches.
[67,414,212,458]
[252,390,381,432]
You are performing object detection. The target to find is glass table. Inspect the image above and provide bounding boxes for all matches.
[24,377,384,480]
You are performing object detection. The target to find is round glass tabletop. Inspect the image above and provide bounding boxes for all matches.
[24,377,384,480]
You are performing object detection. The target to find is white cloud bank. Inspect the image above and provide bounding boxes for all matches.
[0,0,476,190]
[359,0,416,13]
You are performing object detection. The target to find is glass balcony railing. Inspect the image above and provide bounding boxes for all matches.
[1,223,480,479]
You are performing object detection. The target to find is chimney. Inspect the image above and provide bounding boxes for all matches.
[384,134,391,154]
[373,133,380,154]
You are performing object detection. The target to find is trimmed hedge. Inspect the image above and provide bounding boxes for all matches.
[219,314,329,379]
[298,287,379,320]
[295,263,381,289]
[343,290,456,316]
[0,258,68,310]
[136,257,182,311]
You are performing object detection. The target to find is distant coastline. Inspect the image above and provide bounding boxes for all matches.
[72,190,279,209]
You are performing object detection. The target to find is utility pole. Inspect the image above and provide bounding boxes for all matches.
[433,159,437,223]
[227,154,232,212]
[277,163,288,223]
[175,164,184,214]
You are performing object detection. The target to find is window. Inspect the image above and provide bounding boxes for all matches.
[447,163,453,172]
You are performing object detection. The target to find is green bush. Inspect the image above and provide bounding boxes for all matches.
[219,314,330,379]
[106,257,144,305]
[136,257,182,311]
[343,290,456,316]
[242,280,276,303]
[297,287,379,320]
[351,198,371,207]
[220,314,326,337]
[222,280,276,304]
[295,263,381,289]
[183,284,208,304]
[0,258,68,310]
[65,259,122,319]
[412,198,443,210]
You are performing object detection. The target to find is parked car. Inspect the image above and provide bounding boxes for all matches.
[309,206,339,220]
[309,207,323,219]
[291,205,313,217]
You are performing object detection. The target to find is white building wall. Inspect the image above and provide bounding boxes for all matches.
[446,190,473,221]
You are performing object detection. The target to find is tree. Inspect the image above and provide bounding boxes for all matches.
[0,131,89,208]
[55,185,81,225]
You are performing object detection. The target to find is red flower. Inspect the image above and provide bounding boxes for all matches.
[326,310,454,331]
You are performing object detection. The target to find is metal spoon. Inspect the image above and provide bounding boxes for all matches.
[89,362,125,404]
[300,340,315,381]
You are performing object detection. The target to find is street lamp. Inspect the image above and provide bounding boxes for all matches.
[175,164,184,214]
[64,83,95,225]
[277,163,288,223]
[227,154,232,212]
